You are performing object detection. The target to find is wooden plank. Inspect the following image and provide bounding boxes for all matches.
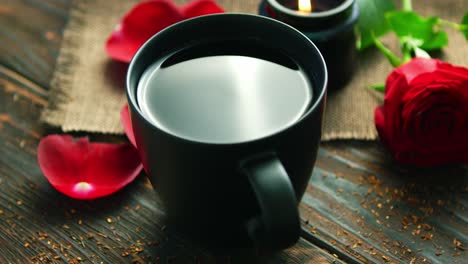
[0,0,70,88]
[0,69,343,263]
[1,0,466,263]
[0,0,344,260]
[299,141,467,263]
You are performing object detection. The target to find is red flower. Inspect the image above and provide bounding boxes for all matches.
[105,0,224,62]
[38,135,143,199]
[375,58,468,166]
[120,104,149,174]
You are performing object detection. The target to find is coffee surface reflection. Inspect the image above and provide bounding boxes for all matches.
[137,53,312,143]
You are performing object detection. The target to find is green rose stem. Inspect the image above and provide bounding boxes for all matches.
[369,0,467,92]
[368,33,403,91]
[438,18,468,32]
[372,32,403,67]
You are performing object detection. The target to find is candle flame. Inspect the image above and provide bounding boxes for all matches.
[298,0,312,12]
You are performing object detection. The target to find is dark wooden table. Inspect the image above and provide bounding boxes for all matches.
[0,0,466,263]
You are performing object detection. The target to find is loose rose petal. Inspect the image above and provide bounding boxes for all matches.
[38,135,143,199]
[105,29,147,63]
[105,0,183,62]
[105,0,224,63]
[121,105,137,148]
[182,0,224,18]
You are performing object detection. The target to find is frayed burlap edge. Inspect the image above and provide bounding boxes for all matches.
[41,0,92,130]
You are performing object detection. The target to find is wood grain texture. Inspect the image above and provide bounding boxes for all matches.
[0,0,466,263]
[301,142,467,263]
[0,1,344,262]
[0,0,70,88]
[0,67,343,263]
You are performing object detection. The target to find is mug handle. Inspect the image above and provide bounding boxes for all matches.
[240,152,300,250]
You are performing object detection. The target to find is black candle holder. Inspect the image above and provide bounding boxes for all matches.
[259,0,359,90]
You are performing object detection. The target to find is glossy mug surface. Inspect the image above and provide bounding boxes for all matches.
[126,14,327,250]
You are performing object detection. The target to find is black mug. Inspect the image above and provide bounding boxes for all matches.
[126,14,327,251]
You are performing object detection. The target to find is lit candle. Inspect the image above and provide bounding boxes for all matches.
[298,0,312,13]
[259,0,359,90]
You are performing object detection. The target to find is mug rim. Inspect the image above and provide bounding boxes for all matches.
[126,13,327,146]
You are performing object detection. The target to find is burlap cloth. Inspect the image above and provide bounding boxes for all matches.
[41,0,467,140]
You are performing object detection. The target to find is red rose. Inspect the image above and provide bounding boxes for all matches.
[374,58,468,166]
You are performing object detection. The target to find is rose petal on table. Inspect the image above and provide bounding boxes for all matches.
[181,0,224,18]
[38,135,143,199]
[120,104,137,148]
[105,29,145,63]
[105,0,183,62]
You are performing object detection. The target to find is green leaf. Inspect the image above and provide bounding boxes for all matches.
[370,83,385,92]
[421,31,448,50]
[461,12,468,40]
[356,0,395,50]
[385,11,448,50]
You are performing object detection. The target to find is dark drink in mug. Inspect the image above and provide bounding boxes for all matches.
[136,40,313,143]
